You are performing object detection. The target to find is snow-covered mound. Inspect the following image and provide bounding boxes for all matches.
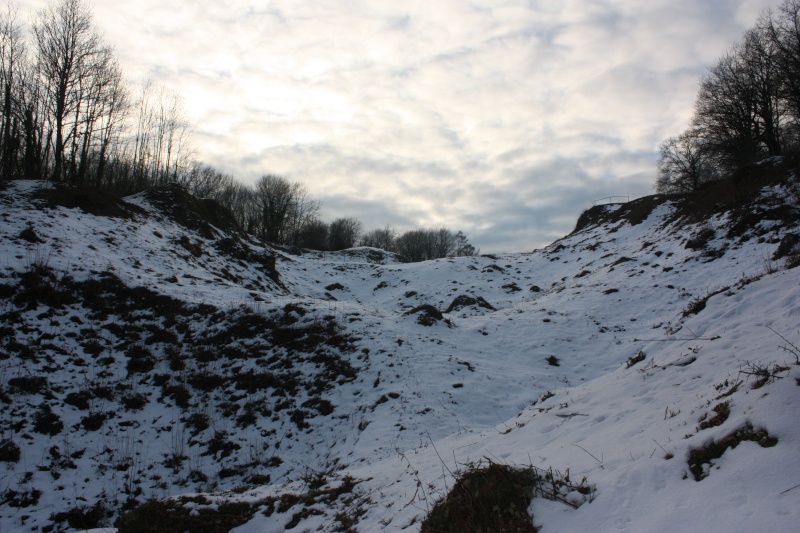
[0,172,799,532]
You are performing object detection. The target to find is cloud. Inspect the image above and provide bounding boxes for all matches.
[15,0,777,252]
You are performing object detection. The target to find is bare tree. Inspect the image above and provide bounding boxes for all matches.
[361,225,396,251]
[454,231,478,257]
[0,1,24,179]
[284,185,321,247]
[93,57,127,187]
[766,0,800,149]
[395,229,433,262]
[17,57,49,181]
[656,130,717,193]
[394,227,475,262]
[693,25,785,172]
[215,178,255,230]
[296,218,328,250]
[743,27,784,156]
[252,174,301,243]
[33,0,105,182]
[694,47,761,171]
[431,226,458,258]
[127,80,190,191]
[178,161,234,199]
[328,217,362,251]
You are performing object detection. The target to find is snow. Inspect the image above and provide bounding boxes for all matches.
[1,177,799,532]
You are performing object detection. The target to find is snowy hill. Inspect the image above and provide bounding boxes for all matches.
[0,170,799,532]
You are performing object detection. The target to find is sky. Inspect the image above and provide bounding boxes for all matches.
[17,0,778,252]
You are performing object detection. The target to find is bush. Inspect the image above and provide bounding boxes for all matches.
[126,344,156,375]
[81,412,108,431]
[0,439,21,463]
[121,393,148,411]
[117,497,256,533]
[51,501,111,530]
[421,463,538,533]
[8,375,49,394]
[33,405,64,436]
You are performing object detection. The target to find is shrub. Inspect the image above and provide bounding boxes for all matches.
[51,501,111,530]
[81,412,108,431]
[126,344,156,375]
[0,439,21,463]
[1,487,42,508]
[8,375,49,394]
[202,431,240,459]
[117,497,256,533]
[739,360,790,388]
[33,404,64,436]
[65,390,93,410]
[421,463,538,533]
[185,412,210,436]
[121,393,148,411]
[19,226,44,243]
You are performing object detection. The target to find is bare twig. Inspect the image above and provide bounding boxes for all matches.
[780,483,800,495]
[572,444,603,467]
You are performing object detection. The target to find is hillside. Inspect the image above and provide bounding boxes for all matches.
[0,170,799,532]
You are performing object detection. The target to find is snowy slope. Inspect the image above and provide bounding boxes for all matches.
[0,174,799,532]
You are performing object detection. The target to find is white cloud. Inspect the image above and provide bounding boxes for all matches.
[14,0,778,251]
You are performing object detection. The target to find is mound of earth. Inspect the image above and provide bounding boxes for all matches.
[445,294,496,313]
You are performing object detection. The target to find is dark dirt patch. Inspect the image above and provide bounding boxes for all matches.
[685,227,716,250]
[698,402,730,430]
[404,304,448,326]
[33,184,143,219]
[213,236,281,287]
[0,439,20,463]
[682,286,729,317]
[573,195,665,234]
[8,375,49,394]
[445,295,496,313]
[118,475,364,533]
[688,423,777,481]
[19,227,44,243]
[773,232,800,268]
[676,159,798,227]
[50,501,112,531]
[573,160,799,238]
[117,497,256,533]
[625,351,646,368]
[144,184,239,239]
[502,282,522,292]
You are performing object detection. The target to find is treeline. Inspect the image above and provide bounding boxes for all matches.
[656,0,800,193]
[0,0,193,191]
[212,173,478,259]
[0,0,477,261]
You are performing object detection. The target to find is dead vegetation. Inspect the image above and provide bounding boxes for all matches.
[688,423,778,481]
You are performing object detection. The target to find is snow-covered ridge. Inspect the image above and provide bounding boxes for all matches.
[0,174,799,532]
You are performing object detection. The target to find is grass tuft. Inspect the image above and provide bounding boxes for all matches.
[420,462,538,533]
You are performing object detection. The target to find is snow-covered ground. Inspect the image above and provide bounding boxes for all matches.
[1,176,799,532]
